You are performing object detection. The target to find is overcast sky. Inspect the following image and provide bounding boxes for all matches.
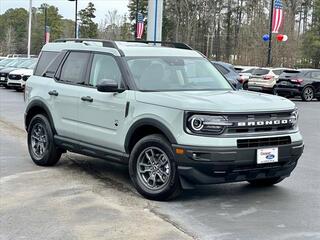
[0,0,129,23]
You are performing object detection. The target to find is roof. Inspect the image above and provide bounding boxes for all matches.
[42,39,203,58]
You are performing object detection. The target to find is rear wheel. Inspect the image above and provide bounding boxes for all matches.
[242,81,248,90]
[301,86,314,101]
[27,114,62,166]
[248,177,285,187]
[129,134,181,201]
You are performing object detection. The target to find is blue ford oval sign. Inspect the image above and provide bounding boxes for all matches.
[266,154,275,160]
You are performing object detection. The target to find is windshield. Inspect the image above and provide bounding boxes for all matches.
[126,57,232,91]
[18,59,37,69]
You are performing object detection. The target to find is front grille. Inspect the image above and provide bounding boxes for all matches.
[22,75,30,81]
[9,74,22,80]
[226,111,294,134]
[237,136,291,148]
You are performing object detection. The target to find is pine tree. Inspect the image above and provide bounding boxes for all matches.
[79,2,98,38]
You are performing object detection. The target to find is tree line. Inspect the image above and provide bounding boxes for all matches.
[0,0,319,68]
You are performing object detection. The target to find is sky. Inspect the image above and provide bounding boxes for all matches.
[0,0,129,23]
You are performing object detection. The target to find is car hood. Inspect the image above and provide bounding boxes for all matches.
[0,67,18,74]
[9,68,33,75]
[135,90,295,112]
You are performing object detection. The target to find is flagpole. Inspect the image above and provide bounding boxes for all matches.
[135,0,139,40]
[267,0,275,66]
[27,0,32,58]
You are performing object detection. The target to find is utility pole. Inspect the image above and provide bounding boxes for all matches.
[27,0,32,58]
[267,0,274,66]
[68,0,78,38]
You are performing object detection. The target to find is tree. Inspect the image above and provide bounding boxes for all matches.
[302,0,320,68]
[78,2,98,38]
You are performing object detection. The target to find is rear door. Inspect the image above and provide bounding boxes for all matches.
[49,51,91,139]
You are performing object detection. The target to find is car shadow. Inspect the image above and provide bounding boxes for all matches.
[56,153,293,203]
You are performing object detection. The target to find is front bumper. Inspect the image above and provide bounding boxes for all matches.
[173,141,304,187]
[275,86,301,96]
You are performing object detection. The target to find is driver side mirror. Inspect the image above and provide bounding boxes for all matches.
[97,79,125,93]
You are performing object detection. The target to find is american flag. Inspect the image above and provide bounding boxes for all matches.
[272,0,283,33]
[136,13,144,39]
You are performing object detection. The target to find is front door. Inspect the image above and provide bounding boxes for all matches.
[76,53,128,151]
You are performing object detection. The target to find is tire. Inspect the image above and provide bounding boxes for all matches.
[248,177,285,187]
[301,86,314,101]
[242,82,248,90]
[129,134,181,201]
[27,114,62,166]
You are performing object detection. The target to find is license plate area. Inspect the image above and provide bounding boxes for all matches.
[257,148,278,164]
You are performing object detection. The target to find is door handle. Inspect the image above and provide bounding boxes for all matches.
[81,96,93,102]
[48,90,58,96]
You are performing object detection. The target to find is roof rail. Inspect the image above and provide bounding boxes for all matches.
[126,40,193,50]
[54,38,119,49]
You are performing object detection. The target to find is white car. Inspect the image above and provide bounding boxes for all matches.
[7,59,37,91]
[248,68,289,93]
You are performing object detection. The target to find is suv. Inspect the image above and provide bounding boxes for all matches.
[274,69,320,101]
[248,68,289,93]
[24,39,304,200]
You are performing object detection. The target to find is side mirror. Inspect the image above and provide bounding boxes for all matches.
[97,79,124,93]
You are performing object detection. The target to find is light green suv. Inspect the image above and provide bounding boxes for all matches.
[25,39,304,200]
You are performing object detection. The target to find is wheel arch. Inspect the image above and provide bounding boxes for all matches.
[124,118,177,154]
[25,100,56,133]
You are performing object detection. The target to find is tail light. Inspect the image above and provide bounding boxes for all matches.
[263,75,274,80]
[291,78,303,84]
[237,76,245,83]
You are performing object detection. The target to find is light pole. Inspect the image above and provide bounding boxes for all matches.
[68,0,78,38]
[39,6,48,44]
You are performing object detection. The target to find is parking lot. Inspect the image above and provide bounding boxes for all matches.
[0,87,320,240]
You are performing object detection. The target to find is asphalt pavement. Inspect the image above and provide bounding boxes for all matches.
[0,88,319,240]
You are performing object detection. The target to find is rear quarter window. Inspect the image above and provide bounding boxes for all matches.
[34,51,59,76]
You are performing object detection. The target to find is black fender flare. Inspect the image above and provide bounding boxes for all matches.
[124,118,177,153]
[25,100,56,133]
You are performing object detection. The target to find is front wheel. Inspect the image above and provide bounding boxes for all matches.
[242,82,248,90]
[27,114,62,166]
[301,86,314,101]
[248,177,285,187]
[129,134,181,201]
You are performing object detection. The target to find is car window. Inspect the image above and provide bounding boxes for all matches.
[44,52,66,78]
[34,51,59,76]
[311,71,320,80]
[214,64,229,75]
[253,68,269,76]
[60,52,90,84]
[89,54,122,87]
[242,68,255,74]
[273,69,284,75]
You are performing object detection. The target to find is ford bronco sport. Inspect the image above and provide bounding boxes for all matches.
[25,39,304,200]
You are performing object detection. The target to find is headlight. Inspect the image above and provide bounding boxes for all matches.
[186,114,233,135]
[290,108,299,127]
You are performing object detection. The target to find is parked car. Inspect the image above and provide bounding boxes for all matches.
[7,59,37,91]
[274,69,320,101]
[24,39,303,200]
[237,67,258,90]
[211,61,241,89]
[248,68,289,93]
[0,58,29,88]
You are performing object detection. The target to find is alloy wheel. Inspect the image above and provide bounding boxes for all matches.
[136,147,171,190]
[31,123,48,159]
[303,87,314,101]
